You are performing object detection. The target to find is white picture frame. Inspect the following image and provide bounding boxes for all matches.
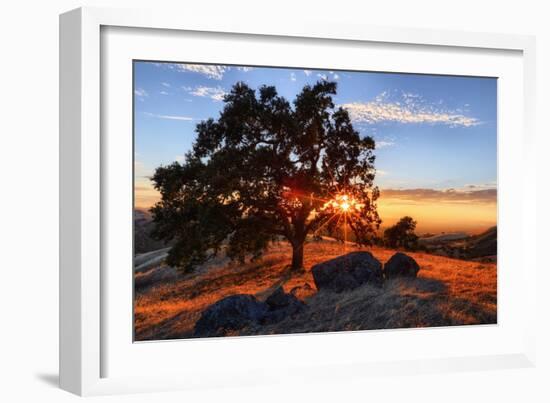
[59,6,537,396]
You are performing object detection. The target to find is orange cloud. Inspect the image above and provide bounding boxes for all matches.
[380,188,496,204]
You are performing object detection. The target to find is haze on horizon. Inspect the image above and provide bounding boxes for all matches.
[133,62,497,235]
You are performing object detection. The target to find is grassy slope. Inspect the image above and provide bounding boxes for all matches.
[134,239,496,341]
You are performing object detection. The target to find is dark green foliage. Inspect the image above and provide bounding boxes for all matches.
[383,216,419,250]
[151,81,381,272]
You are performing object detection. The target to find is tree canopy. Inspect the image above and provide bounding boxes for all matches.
[383,216,419,250]
[151,80,381,272]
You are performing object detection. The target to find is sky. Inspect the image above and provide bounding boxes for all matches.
[134,61,497,234]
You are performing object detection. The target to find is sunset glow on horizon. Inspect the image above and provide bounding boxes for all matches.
[134,181,496,235]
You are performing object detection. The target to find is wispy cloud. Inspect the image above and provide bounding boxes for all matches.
[174,64,227,80]
[342,91,480,128]
[290,72,297,81]
[144,112,194,121]
[303,70,312,76]
[317,73,328,81]
[134,88,148,100]
[462,182,497,191]
[380,187,496,204]
[159,91,169,95]
[187,85,226,101]
[161,82,171,88]
[376,140,395,148]
[151,63,253,80]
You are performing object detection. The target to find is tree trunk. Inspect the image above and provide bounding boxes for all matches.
[291,242,305,272]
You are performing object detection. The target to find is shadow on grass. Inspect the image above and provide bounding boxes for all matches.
[135,260,296,341]
[135,252,497,340]
[238,276,496,337]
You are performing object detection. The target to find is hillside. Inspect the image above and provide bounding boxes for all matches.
[419,226,497,262]
[419,232,469,243]
[134,209,168,254]
[466,226,498,259]
[134,238,497,341]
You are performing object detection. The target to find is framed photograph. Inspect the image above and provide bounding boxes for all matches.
[60,7,537,396]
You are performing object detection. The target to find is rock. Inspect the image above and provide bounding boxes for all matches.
[384,252,420,279]
[311,252,384,293]
[290,283,314,299]
[193,288,308,337]
[193,295,268,337]
[265,286,294,308]
[263,286,306,323]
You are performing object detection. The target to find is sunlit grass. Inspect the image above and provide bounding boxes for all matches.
[134,239,496,340]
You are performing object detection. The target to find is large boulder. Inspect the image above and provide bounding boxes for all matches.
[263,286,306,323]
[193,288,308,337]
[193,295,268,337]
[311,252,384,293]
[384,252,420,279]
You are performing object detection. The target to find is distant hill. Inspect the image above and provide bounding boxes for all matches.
[419,232,469,244]
[134,208,168,255]
[464,226,497,260]
[418,226,496,262]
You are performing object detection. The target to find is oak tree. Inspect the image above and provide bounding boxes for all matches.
[151,81,381,272]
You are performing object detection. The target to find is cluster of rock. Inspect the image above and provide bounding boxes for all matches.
[311,251,420,292]
[193,286,306,337]
[193,251,420,337]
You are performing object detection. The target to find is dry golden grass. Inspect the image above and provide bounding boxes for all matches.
[134,239,496,340]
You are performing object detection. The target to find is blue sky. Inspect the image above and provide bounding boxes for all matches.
[134,61,497,232]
